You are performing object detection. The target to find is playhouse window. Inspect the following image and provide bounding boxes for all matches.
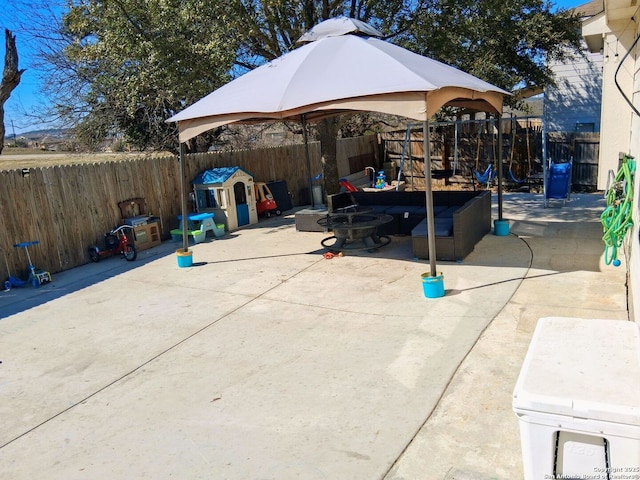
[219,189,228,208]
[196,188,218,209]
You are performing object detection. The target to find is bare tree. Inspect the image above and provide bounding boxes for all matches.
[0,29,25,154]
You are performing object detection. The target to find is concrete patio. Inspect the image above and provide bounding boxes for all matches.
[0,192,628,479]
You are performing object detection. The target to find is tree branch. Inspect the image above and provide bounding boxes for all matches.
[0,29,26,104]
[1,28,26,153]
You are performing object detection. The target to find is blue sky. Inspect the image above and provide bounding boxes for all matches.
[1,0,57,135]
[2,0,590,135]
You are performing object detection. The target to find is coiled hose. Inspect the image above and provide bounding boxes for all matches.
[601,154,635,266]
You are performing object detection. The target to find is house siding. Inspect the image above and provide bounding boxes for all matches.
[628,22,640,323]
[545,47,603,133]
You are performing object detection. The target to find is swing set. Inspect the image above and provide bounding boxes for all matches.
[472,128,496,188]
[506,118,533,185]
[391,117,537,190]
[396,122,459,190]
[472,117,534,189]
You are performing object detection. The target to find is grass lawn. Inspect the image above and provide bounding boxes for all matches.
[0,147,171,170]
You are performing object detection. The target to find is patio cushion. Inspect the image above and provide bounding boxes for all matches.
[411,218,453,237]
[435,206,459,218]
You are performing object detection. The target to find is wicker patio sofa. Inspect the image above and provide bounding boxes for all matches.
[326,190,491,261]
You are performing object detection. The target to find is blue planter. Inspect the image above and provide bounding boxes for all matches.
[176,249,193,268]
[494,219,510,236]
[422,272,445,299]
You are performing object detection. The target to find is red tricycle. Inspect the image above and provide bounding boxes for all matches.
[88,225,137,262]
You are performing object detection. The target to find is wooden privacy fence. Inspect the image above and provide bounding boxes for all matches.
[381,119,599,191]
[547,132,600,188]
[0,135,377,280]
[381,118,544,190]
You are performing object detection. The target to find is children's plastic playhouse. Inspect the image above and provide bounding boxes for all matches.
[191,167,258,232]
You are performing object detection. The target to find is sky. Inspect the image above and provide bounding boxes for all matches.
[1,0,591,135]
[1,0,58,135]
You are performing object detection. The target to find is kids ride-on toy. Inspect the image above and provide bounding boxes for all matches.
[254,182,281,217]
[3,240,52,290]
[88,225,137,263]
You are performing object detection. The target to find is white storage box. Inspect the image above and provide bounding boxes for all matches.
[513,317,640,479]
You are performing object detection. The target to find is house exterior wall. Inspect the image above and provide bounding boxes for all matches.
[545,46,603,134]
[581,2,638,323]
[627,21,640,323]
[598,25,635,190]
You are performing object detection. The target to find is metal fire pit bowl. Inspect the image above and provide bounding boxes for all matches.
[317,212,393,253]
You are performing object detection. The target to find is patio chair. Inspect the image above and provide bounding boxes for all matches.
[544,158,572,207]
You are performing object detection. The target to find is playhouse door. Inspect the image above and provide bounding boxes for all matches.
[234,181,249,226]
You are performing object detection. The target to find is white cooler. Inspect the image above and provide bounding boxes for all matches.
[513,317,640,479]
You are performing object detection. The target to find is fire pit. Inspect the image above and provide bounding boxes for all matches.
[317,206,393,253]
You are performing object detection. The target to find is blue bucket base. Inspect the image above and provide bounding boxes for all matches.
[494,219,510,236]
[176,250,193,268]
[422,273,445,298]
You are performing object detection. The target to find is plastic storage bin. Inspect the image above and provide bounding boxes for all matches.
[513,317,640,480]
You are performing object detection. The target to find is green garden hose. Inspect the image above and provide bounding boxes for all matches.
[601,154,635,266]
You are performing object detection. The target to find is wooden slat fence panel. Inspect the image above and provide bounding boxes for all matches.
[572,135,599,188]
[547,132,600,189]
[382,124,599,191]
[0,136,376,280]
